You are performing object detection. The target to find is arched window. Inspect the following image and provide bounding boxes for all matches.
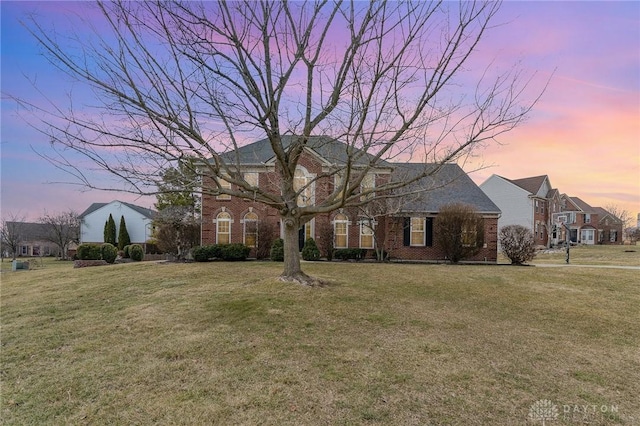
[334,213,349,248]
[216,211,231,244]
[243,212,258,248]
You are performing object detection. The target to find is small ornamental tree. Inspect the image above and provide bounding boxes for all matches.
[301,238,321,261]
[499,225,536,265]
[434,203,484,263]
[118,216,131,250]
[104,214,117,245]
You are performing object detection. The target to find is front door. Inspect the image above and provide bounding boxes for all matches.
[298,227,305,251]
[580,229,595,245]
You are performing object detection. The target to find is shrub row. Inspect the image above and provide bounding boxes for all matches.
[76,243,144,263]
[333,248,368,261]
[192,244,251,262]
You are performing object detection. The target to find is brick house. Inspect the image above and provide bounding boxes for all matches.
[1,222,75,258]
[201,136,501,262]
[552,196,622,245]
[480,174,623,246]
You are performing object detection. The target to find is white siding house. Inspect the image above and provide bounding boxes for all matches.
[79,201,155,245]
[480,175,533,231]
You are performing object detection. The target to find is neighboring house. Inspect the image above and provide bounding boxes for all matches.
[2,222,75,257]
[79,201,156,247]
[479,174,556,247]
[552,197,622,245]
[593,207,623,245]
[201,136,501,262]
[480,174,623,246]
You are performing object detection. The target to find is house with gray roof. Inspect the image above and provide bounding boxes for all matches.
[480,174,623,247]
[202,137,501,262]
[79,201,156,247]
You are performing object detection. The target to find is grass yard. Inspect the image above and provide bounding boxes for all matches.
[1,259,639,425]
[530,244,640,267]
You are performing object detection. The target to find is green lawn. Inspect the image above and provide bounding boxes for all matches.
[2,260,639,424]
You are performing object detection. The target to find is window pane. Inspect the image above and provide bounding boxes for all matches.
[360,224,374,248]
[410,217,425,246]
[217,177,232,200]
[244,212,258,248]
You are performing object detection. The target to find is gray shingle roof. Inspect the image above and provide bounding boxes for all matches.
[79,201,156,219]
[219,135,390,167]
[509,175,548,195]
[391,163,501,214]
[217,136,498,215]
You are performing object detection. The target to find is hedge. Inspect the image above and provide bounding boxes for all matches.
[77,244,102,260]
[192,244,250,262]
[333,248,367,261]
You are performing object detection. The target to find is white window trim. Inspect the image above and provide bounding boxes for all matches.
[243,212,258,248]
[359,220,375,249]
[333,214,349,248]
[410,217,426,247]
[215,212,232,244]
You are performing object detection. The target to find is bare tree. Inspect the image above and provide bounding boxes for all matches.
[39,210,80,260]
[604,203,632,241]
[153,207,200,260]
[1,214,27,260]
[19,1,543,284]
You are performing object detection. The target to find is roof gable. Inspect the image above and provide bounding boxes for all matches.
[79,201,156,219]
[218,135,390,167]
[392,163,501,214]
[569,196,595,213]
[593,207,621,223]
[509,175,549,196]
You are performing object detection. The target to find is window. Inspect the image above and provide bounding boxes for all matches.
[216,212,231,244]
[610,230,617,242]
[243,212,258,248]
[410,217,425,246]
[243,172,259,188]
[21,246,28,256]
[294,167,314,206]
[334,213,348,248]
[360,221,374,249]
[216,176,232,200]
[585,214,591,224]
[535,200,539,213]
[462,224,478,247]
[334,172,345,199]
[360,173,375,201]
[305,218,315,241]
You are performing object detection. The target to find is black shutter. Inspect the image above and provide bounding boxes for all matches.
[403,217,411,246]
[426,218,433,247]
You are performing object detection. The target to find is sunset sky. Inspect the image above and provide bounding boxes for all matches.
[2,1,639,223]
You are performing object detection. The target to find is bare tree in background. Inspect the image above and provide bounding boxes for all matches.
[604,204,632,241]
[1,214,27,260]
[39,210,80,260]
[19,1,544,284]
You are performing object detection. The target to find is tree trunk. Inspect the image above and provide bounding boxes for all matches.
[280,215,322,286]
